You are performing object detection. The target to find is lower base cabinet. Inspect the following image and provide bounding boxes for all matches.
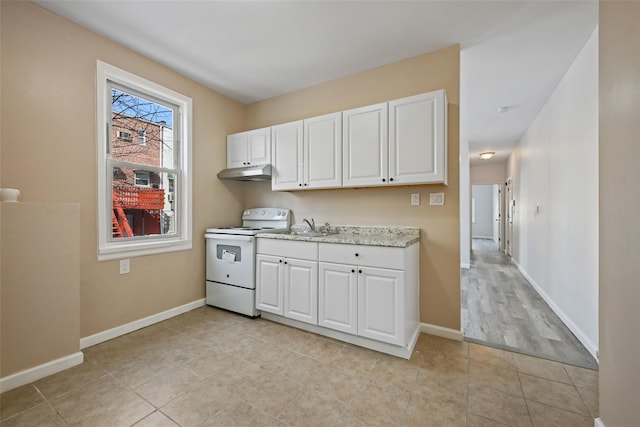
[357,267,404,345]
[318,262,358,335]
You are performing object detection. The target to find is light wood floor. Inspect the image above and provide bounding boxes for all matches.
[462,239,598,370]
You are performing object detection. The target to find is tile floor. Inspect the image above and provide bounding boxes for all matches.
[0,306,599,426]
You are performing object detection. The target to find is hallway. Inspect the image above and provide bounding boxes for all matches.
[462,239,597,370]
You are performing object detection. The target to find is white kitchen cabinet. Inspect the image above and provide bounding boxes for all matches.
[342,103,389,187]
[304,112,342,189]
[318,262,358,335]
[256,239,319,325]
[272,113,342,191]
[226,127,271,168]
[255,254,284,315]
[389,90,447,185]
[271,121,304,190]
[357,266,404,345]
[283,258,318,324]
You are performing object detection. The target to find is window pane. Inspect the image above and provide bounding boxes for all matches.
[112,166,176,239]
[111,88,174,168]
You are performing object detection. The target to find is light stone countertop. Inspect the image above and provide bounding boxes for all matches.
[256,225,420,248]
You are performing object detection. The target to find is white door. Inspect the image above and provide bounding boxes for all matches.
[506,178,514,257]
[255,254,283,315]
[283,258,318,324]
[357,266,404,346]
[304,112,342,189]
[318,262,357,335]
[389,90,447,184]
[247,127,271,166]
[272,121,303,190]
[226,132,248,168]
[343,103,388,187]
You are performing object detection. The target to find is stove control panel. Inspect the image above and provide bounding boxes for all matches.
[242,208,290,221]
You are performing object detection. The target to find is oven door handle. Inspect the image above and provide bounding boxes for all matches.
[205,234,254,242]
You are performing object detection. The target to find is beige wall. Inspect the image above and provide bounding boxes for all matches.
[470,162,506,185]
[1,203,80,377]
[245,46,461,329]
[599,2,640,426]
[0,1,245,338]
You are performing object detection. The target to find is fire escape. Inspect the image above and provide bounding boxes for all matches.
[112,185,165,238]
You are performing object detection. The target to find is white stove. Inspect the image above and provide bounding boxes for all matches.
[205,208,290,316]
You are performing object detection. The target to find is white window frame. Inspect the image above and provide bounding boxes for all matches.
[134,171,151,187]
[96,60,192,261]
[137,129,146,145]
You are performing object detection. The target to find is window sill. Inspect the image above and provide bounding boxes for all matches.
[98,239,192,261]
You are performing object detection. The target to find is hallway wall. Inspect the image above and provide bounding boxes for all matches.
[506,28,598,357]
[471,185,495,239]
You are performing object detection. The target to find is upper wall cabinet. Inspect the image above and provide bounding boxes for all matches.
[343,103,389,187]
[226,127,271,169]
[272,113,342,191]
[389,90,447,185]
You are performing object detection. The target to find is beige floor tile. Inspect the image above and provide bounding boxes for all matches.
[409,350,469,377]
[412,367,468,410]
[241,342,292,371]
[278,389,346,426]
[513,353,572,384]
[215,333,266,358]
[311,364,368,402]
[330,344,382,376]
[564,364,599,390]
[469,343,517,370]
[334,407,397,426]
[405,393,466,427]
[577,386,599,418]
[0,385,44,421]
[467,413,510,426]
[276,352,327,385]
[159,379,235,426]
[110,355,176,388]
[134,364,202,408]
[349,380,411,424]
[246,320,288,343]
[133,410,179,426]
[468,383,532,427]
[0,402,65,426]
[469,360,523,396]
[520,373,590,416]
[51,375,154,426]
[527,400,593,427]
[34,360,108,400]
[270,327,315,352]
[235,373,302,417]
[413,334,469,360]
[181,350,235,379]
[368,353,420,390]
[203,399,277,426]
[296,336,344,363]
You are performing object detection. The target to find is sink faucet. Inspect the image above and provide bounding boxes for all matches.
[303,218,315,232]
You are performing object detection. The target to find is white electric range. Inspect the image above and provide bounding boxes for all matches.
[205,208,290,317]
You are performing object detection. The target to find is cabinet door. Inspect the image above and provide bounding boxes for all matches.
[256,254,283,315]
[283,258,318,324]
[247,127,271,166]
[272,121,303,190]
[357,266,404,345]
[226,132,248,168]
[343,103,388,187]
[318,262,357,335]
[389,90,447,185]
[304,112,342,189]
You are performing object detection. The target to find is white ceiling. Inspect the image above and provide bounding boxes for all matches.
[35,0,598,165]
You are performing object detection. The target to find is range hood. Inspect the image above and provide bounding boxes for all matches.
[217,164,272,181]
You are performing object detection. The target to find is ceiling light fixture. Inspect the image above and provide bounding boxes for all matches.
[497,106,512,113]
[479,151,495,160]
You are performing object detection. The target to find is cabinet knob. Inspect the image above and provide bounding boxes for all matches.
[279,259,283,263]
[351,269,355,273]
[299,183,302,187]
[355,253,359,257]
[284,261,288,265]
[389,177,394,182]
[304,183,308,186]
[382,178,386,182]
[359,269,363,274]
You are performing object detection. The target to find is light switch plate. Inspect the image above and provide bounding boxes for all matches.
[411,193,420,206]
[120,259,130,274]
[430,192,445,206]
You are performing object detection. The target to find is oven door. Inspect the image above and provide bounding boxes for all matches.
[205,234,255,289]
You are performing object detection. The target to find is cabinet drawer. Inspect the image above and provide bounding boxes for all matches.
[319,243,404,270]
[257,239,318,260]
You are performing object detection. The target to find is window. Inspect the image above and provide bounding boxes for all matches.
[97,61,192,261]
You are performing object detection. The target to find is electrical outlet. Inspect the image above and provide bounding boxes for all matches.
[411,193,420,206]
[120,259,130,274]
[430,192,445,206]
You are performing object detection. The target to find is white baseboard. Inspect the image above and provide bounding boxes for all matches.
[80,298,205,349]
[511,259,599,362]
[0,352,84,393]
[420,322,463,341]
[594,418,605,427]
